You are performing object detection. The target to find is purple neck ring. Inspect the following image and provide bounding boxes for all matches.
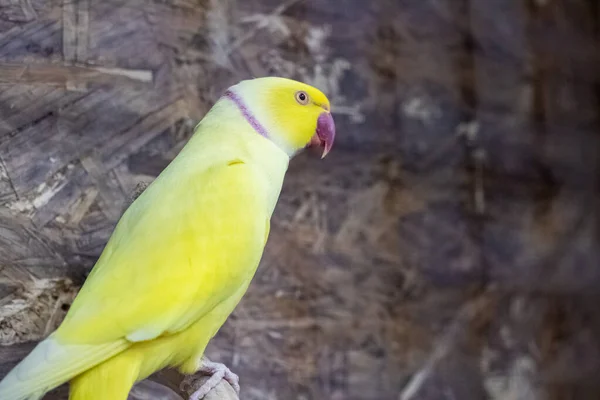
[225,90,269,138]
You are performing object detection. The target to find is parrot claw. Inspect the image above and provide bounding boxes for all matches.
[189,359,240,400]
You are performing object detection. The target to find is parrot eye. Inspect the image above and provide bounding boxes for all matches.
[295,91,310,105]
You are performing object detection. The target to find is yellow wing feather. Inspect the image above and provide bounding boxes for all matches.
[0,80,296,400]
[57,159,269,344]
[0,336,128,399]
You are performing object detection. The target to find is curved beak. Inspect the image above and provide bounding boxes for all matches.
[308,112,336,158]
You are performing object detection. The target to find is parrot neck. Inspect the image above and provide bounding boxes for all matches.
[224,90,270,139]
[184,98,290,216]
[223,88,296,157]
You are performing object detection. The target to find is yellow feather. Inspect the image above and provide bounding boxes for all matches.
[0,77,332,400]
[0,335,128,399]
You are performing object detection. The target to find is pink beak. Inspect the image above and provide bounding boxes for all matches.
[308,112,336,158]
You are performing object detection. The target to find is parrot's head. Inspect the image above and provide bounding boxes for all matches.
[224,77,335,158]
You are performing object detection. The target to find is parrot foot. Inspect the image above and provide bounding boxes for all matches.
[189,359,240,400]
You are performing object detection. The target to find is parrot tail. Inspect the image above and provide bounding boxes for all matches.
[0,334,129,400]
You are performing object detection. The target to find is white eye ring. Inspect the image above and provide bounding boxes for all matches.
[295,91,310,105]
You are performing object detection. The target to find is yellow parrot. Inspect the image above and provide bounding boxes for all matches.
[0,77,335,400]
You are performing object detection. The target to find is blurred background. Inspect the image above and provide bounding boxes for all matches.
[0,0,599,399]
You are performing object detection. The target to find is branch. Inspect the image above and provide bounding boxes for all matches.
[180,370,240,400]
[129,358,240,400]
[129,378,239,400]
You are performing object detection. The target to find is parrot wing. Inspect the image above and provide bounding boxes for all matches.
[58,158,270,344]
[0,336,129,399]
[0,158,271,400]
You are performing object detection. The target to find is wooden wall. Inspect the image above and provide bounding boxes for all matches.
[0,0,599,399]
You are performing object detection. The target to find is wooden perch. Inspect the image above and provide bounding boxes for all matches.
[130,359,241,400]
[180,368,240,400]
